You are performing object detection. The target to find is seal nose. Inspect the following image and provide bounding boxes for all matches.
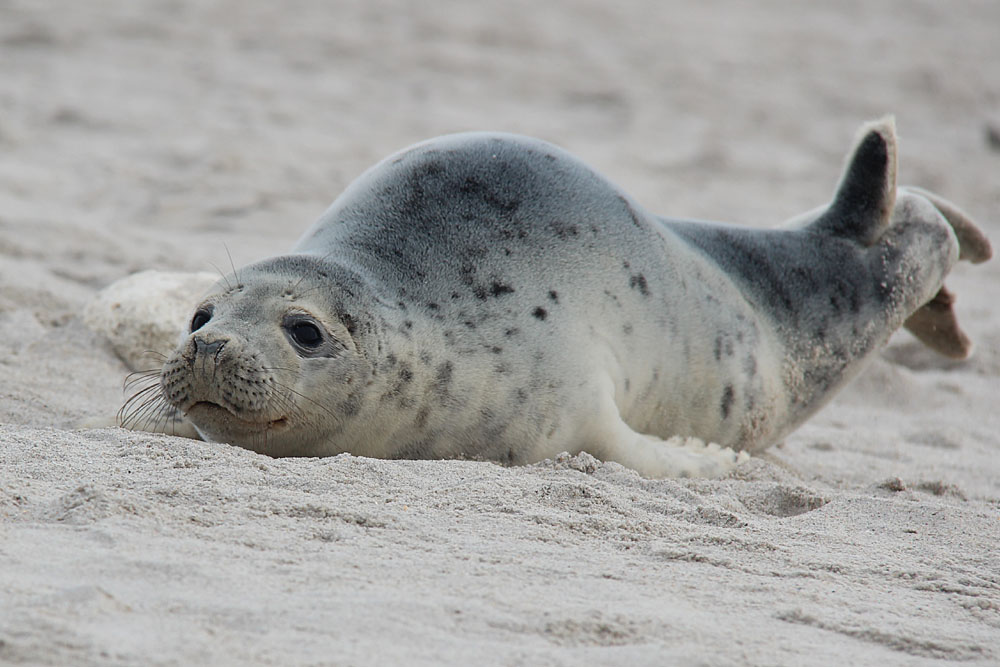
[194,337,226,359]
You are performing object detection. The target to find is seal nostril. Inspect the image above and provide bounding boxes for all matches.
[194,338,226,358]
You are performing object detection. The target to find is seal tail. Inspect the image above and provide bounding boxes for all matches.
[808,116,898,246]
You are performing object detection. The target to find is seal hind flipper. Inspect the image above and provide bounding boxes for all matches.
[901,186,993,264]
[804,121,992,360]
[902,285,972,359]
[892,187,993,358]
[809,116,898,247]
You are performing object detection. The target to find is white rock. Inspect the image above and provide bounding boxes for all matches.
[82,270,219,371]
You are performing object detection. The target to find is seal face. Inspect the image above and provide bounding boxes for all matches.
[122,118,991,477]
[147,257,376,457]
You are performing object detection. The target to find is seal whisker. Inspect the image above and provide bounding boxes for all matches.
[123,368,163,392]
[120,388,172,433]
[118,368,183,437]
[257,382,298,418]
[267,378,338,423]
[290,284,324,300]
[208,261,233,291]
[121,391,165,426]
[119,380,162,421]
[291,250,340,294]
[132,396,186,437]
[263,385,321,435]
[224,243,242,288]
[259,365,299,374]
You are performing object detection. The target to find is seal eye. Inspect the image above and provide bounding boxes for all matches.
[191,308,212,332]
[289,321,323,348]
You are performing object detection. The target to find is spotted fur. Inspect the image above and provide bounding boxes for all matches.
[122,118,991,477]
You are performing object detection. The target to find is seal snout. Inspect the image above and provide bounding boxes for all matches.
[160,329,284,430]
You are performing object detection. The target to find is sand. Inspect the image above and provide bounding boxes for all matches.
[1,1,998,665]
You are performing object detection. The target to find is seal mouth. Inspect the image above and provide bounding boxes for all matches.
[188,401,289,431]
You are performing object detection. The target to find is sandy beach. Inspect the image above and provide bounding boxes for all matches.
[1,1,998,664]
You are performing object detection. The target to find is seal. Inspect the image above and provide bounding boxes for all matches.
[120,118,991,477]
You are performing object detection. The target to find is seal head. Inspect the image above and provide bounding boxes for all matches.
[161,255,376,456]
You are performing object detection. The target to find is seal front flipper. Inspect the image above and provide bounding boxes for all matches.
[581,383,748,479]
[593,420,750,479]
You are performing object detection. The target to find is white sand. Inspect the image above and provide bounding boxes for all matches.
[1,1,998,664]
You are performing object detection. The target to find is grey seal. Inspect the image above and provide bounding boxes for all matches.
[121,118,991,477]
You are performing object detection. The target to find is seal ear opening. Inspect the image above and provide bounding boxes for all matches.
[811,116,898,247]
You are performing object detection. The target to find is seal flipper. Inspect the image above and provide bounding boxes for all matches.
[901,186,993,264]
[809,117,897,247]
[581,380,749,478]
[807,120,993,360]
[893,187,992,359]
[604,432,750,479]
[902,286,972,359]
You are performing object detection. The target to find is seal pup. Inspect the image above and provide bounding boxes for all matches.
[120,118,991,478]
